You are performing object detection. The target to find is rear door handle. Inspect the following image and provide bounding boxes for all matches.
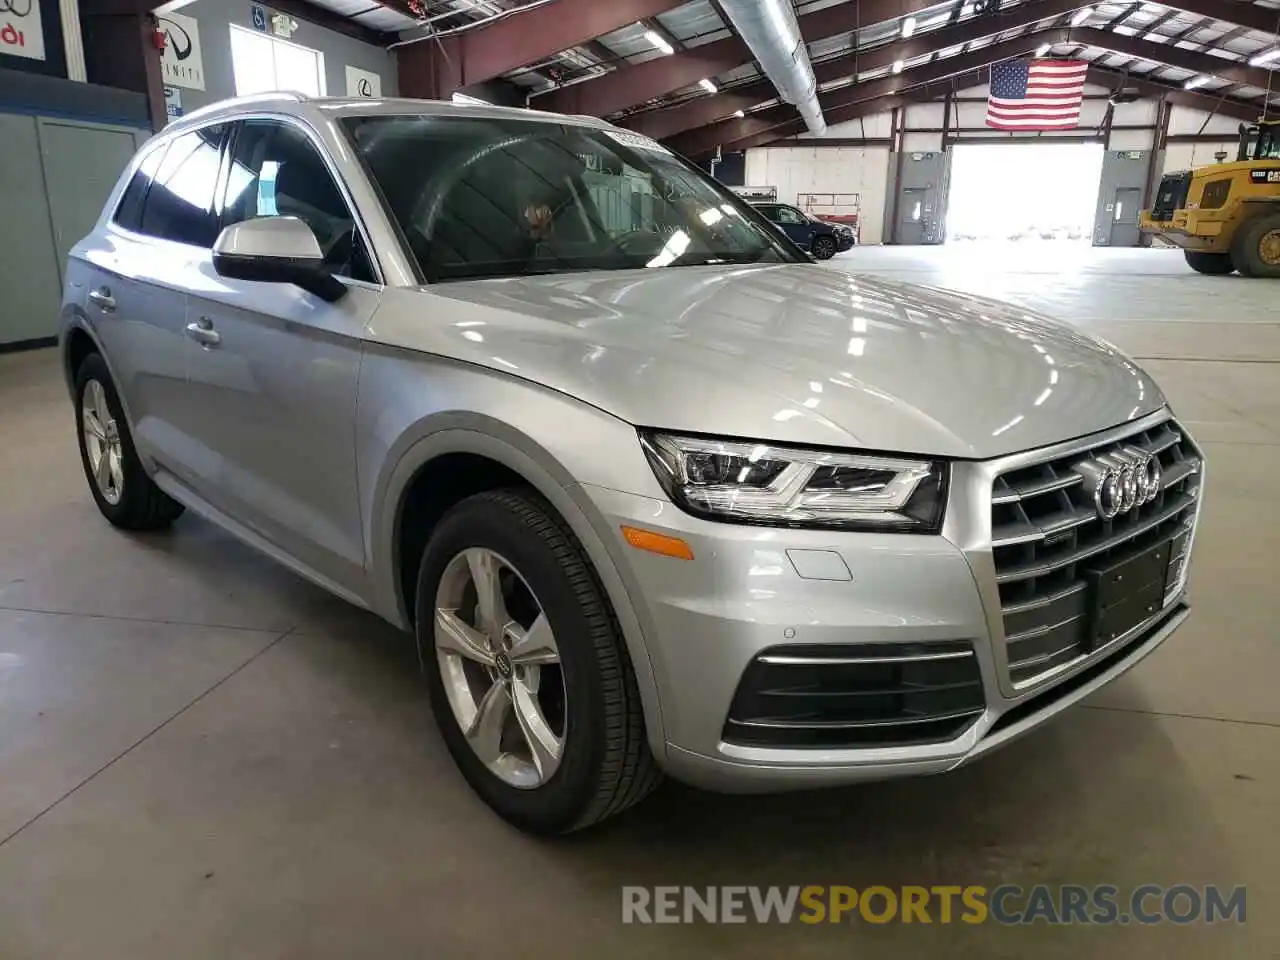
[88,287,116,312]
[185,318,221,348]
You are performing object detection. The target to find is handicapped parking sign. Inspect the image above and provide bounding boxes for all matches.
[250,4,267,31]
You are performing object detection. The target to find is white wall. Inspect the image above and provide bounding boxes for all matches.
[796,111,894,140]
[171,0,397,112]
[1167,106,1242,137]
[1164,141,1239,172]
[745,144,892,243]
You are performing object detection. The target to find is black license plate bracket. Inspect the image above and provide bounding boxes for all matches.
[1084,537,1174,647]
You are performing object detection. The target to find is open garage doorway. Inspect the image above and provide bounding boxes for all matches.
[946,143,1104,244]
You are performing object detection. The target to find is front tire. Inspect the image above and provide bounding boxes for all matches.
[1183,250,1234,275]
[74,353,184,530]
[1231,212,1280,278]
[811,235,837,260]
[415,489,660,834]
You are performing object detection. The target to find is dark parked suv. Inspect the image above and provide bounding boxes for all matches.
[750,201,854,259]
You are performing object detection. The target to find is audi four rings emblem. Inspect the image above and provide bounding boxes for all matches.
[1073,449,1162,519]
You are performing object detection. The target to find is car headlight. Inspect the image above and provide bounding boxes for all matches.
[639,432,947,532]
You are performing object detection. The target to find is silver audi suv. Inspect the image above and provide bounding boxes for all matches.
[59,94,1203,833]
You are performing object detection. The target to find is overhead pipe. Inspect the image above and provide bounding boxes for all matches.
[715,0,827,135]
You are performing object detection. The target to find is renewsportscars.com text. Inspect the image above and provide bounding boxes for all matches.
[622,884,1246,925]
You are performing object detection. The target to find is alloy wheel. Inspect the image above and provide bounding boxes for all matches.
[1260,229,1280,267]
[81,379,124,506]
[433,547,566,789]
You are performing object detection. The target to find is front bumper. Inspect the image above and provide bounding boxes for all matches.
[581,410,1201,792]
[1139,210,1230,252]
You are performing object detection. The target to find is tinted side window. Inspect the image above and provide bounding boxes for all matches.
[222,120,374,283]
[754,205,778,221]
[777,207,805,225]
[113,142,169,232]
[138,125,228,247]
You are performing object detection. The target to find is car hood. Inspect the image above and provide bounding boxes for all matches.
[369,264,1163,459]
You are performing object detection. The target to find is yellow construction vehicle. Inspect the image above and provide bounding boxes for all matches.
[1140,118,1280,277]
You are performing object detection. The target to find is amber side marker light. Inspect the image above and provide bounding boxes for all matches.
[621,526,694,560]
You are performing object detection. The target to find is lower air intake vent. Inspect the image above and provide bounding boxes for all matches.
[723,641,985,748]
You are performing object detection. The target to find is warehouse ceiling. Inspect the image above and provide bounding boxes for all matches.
[296,0,1280,153]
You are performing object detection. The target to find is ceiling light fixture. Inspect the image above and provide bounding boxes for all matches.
[1183,75,1212,89]
[901,16,917,38]
[699,78,718,93]
[892,59,904,73]
[1070,6,1094,26]
[1036,43,1052,56]
[1249,49,1280,67]
[644,29,674,55]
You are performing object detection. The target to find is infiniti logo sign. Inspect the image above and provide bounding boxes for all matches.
[157,16,193,60]
[156,11,204,90]
[1074,448,1162,519]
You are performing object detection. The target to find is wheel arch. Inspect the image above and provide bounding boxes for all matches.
[59,311,102,395]
[58,314,141,437]
[368,416,668,756]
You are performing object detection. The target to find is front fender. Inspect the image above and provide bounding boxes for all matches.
[58,308,141,441]
[357,353,669,759]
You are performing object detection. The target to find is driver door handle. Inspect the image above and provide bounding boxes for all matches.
[185,317,221,348]
[88,287,116,312]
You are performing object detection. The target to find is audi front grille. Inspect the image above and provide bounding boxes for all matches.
[722,641,986,748]
[989,418,1201,687]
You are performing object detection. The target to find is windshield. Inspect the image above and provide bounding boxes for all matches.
[1239,124,1280,161]
[342,115,802,282]
[1256,125,1280,161]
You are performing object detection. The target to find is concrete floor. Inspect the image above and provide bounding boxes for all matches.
[0,244,1276,959]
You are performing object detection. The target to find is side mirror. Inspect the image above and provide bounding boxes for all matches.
[212,217,346,303]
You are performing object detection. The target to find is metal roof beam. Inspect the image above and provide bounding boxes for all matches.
[666,19,1275,153]
[396,0,685,100]
[671,25,1271,155]
[533,0,1008,117]
[667,35,1059,155]
[1159,0,1280,34]
[1088,65,1260,119]
[1070,26,1279,90]
[538,0,1276,120]
[625,0,1088,140]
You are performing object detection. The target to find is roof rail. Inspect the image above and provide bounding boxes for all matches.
[177,91,309,123]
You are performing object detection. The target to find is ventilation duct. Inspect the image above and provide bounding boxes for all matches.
[716,0,827,136]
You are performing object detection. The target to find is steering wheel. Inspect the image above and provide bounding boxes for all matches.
[612,228,668,256]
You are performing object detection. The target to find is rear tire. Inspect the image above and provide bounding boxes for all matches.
[1183,250,1234,275]
[811,235,837,260]
[1231,212,1280,278]
[74,353,184,531]
[415,489,660,834]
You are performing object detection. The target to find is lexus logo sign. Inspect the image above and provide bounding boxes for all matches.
[345,65,382,99]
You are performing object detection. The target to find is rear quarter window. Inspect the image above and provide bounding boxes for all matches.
[113,142,169,232]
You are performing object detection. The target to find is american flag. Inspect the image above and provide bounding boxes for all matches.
[986,59,1089,130]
